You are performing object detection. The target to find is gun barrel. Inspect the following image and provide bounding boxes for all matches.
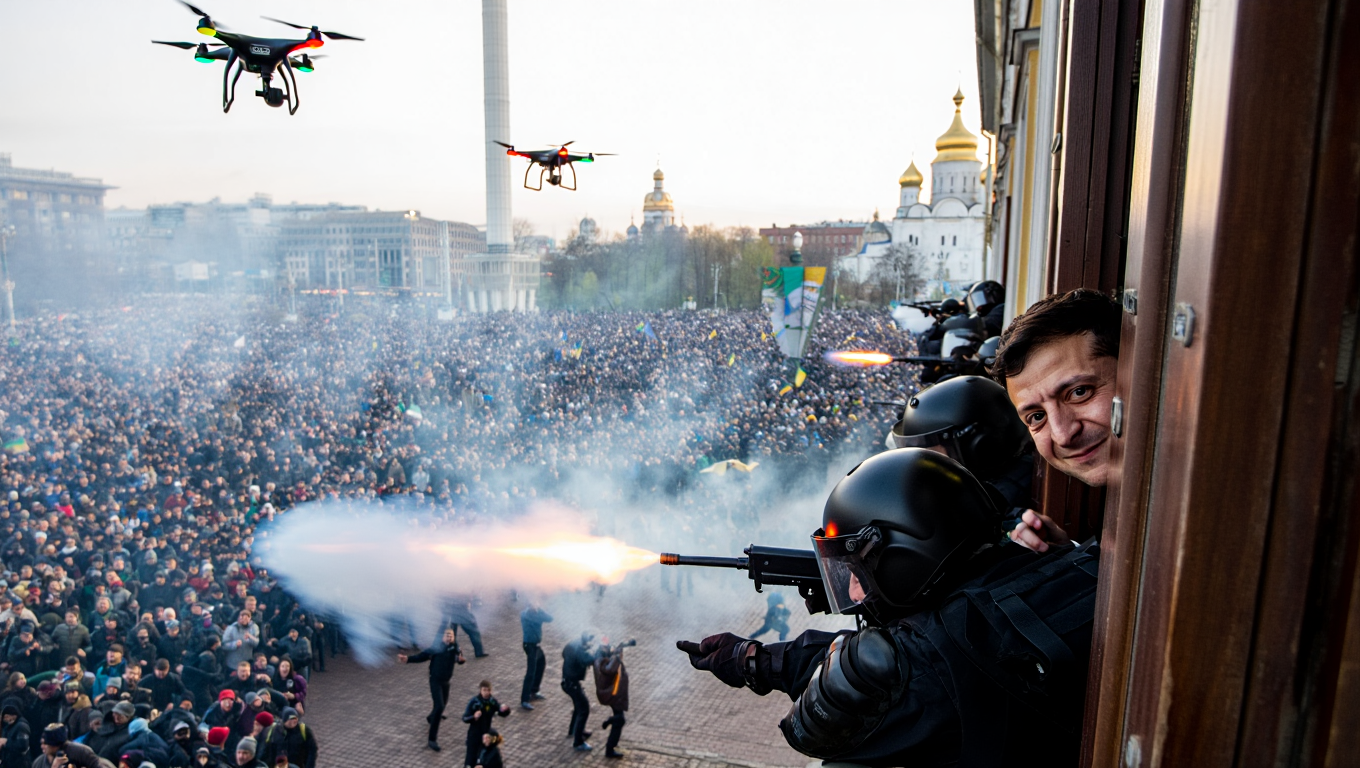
[659,553,749,570]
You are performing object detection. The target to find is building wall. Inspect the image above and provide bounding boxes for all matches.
[0,154,108,244]
[759,223,865,268]
[279,211,484,294]
[977,0,1063,320]
[890,202,985,292]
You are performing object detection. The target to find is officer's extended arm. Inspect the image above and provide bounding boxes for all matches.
[778,628,908,758]
[679,630,850,699]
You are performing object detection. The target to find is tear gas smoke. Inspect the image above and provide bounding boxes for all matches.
[256,499,657,664]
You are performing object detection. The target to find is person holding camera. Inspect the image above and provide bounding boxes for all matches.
[34,724,102,768]
[592,638,634,760]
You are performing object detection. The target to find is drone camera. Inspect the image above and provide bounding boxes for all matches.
[257,87,286,107]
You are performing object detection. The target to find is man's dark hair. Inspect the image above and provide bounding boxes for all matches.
[992,288,1122,387]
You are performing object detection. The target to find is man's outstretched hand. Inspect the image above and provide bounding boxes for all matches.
[1009,509,1072,553]
[677,633,755,688]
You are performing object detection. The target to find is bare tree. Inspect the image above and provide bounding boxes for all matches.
[512,218,536,252]
[867,242,922,304]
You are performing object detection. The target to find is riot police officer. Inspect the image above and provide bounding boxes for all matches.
[887,375,1034,527]
[678,449,1099,767]
[917,298,965,355]
[966,279,1006,338]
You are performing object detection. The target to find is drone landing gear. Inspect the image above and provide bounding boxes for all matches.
[222,55,242,113]
[523,162,577,192]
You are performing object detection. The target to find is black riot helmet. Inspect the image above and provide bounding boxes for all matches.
[965,280,1005,315]
[812,449,1000,621]
[977,336,1001,368]
[887,376,1029,480]
[940,312,982,334]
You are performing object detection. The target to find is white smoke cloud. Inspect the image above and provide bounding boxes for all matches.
[256,499,657,664]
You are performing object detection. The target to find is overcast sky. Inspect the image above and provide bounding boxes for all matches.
[0,0,984,242]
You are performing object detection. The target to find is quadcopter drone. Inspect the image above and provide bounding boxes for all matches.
[495,142,615,191]
[152,1,362,115]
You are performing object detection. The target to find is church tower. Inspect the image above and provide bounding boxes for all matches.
[897,160,924,217]
[641,168,675,233]
[930,89,983,206]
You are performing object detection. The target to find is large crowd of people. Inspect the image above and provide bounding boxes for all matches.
[0,299,920,767]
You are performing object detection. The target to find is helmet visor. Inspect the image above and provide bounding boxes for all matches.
[941,329,979,356]
[810,527,882,615]
[966,286,990,314]
[887,423,977,465]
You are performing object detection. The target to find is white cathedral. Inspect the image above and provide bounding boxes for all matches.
[845,90,986,297]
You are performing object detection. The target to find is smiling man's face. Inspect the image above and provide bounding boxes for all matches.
[1006,333,1117,487]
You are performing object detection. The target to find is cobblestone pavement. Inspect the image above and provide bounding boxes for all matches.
[304,567,852,768]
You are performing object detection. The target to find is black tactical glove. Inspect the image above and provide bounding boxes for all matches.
[677,633,769,692]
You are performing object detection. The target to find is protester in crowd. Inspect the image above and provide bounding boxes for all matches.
[397,628,464,753]
[259,708,315,768]
[561,633,596,752]
[593,638,632,760]
[34,724,101,768]
[473,730,503,768]
[462,680,509,768]
[518,603,551,710]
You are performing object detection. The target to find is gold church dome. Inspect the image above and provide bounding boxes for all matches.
[934,89,980,163]
[898,160,924,188]
[643,168,674,211]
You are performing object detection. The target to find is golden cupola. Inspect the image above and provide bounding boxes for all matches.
[642,168,674,212]
[934,89,980,163]
[898,160,924,188]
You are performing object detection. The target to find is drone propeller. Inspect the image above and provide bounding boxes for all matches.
[152,40,201,49]
[261,16,365,41]
[590,153,617,156]
[494,141,516,149]
[559,141,576,148]
[178,0,225,33]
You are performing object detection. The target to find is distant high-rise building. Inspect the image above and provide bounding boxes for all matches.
[0,153,110,243]
[278,209,483,293]
[0,153,113,304]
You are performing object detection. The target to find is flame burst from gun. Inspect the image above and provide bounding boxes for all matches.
[825,350,896,367]
[256,500,658,664]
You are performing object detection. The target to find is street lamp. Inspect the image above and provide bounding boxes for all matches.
[789,231,803,266]
[0,224,16,335]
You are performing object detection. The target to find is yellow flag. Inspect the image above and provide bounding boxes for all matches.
[794,367,808,388]
[761,331,768,341]
[779,384,793,396]
[708,330,717,340]
[727,354,735,366]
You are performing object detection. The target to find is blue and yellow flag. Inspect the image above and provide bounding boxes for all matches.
[794,367,808,388]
